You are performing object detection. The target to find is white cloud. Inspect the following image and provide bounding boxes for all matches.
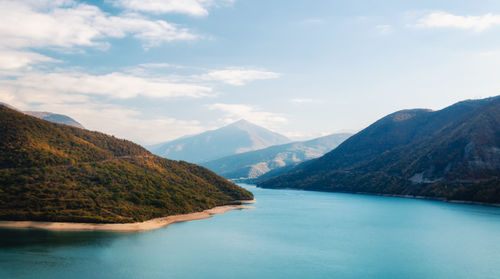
[113,0,234,17]
[114,0,208,16]
[202,68,281,86]
[415,11,500,32]
[21,0,74,9]
[299,18,326,25]
[479,50,500,56]
[0,85,207,144]
[46,103,205,145]
[1,99,205,145]
[0,71,211,144]
[0,71,212,99]
[0,0,198,50]
[376,24,393,35]
[0,1,284,145]
[207,103,287,127]
[290,98,323,104]
[138,63,183,69]
[0,49,58,70]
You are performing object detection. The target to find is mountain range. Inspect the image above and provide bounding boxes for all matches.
[149,119,290,163]
[258,96,500,204]
[0,105,252,223]
[24,111,85,129]
[0,102,84,128]
[201,133,352,181]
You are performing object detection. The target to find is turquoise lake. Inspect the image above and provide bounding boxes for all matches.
[1,184,500,279]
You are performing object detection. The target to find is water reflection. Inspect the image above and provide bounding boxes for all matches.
[0,228,131,250]
[0,185,499,279]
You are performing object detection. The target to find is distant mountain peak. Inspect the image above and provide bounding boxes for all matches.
[227,119,258,129]
[24,111,84,129]
[0,102,19,111]
[0,103,84,129]
[24,111,52,118]
[149,120,290,163]
[233,119,251,124]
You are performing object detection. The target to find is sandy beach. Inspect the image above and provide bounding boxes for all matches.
[0,200,256,232]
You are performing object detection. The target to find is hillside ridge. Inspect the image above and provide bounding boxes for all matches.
[0,105,253,223]
[257,96,500,204]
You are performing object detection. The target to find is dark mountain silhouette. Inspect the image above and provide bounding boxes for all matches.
[258,96,500,204]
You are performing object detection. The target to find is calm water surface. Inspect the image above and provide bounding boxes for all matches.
[1,184,500,279]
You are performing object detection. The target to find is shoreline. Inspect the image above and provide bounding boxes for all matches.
[355,192,500,207]
[258,186,500,207]
[0,200,256,232]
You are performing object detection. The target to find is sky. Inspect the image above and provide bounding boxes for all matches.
[1,0,500,145]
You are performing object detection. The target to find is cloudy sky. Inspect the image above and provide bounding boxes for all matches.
[1,0,499,144]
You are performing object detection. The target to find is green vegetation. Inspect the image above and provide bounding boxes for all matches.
[0,105,253,223]
[258,96,500,204]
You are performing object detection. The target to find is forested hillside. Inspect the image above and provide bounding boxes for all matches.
[0,105,253,223]
[258,97,500,204]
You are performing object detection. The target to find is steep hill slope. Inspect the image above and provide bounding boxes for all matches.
[150,119,290,163]
[0,105,253,223]
[258,96,500,204]
[202,133,352,180]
